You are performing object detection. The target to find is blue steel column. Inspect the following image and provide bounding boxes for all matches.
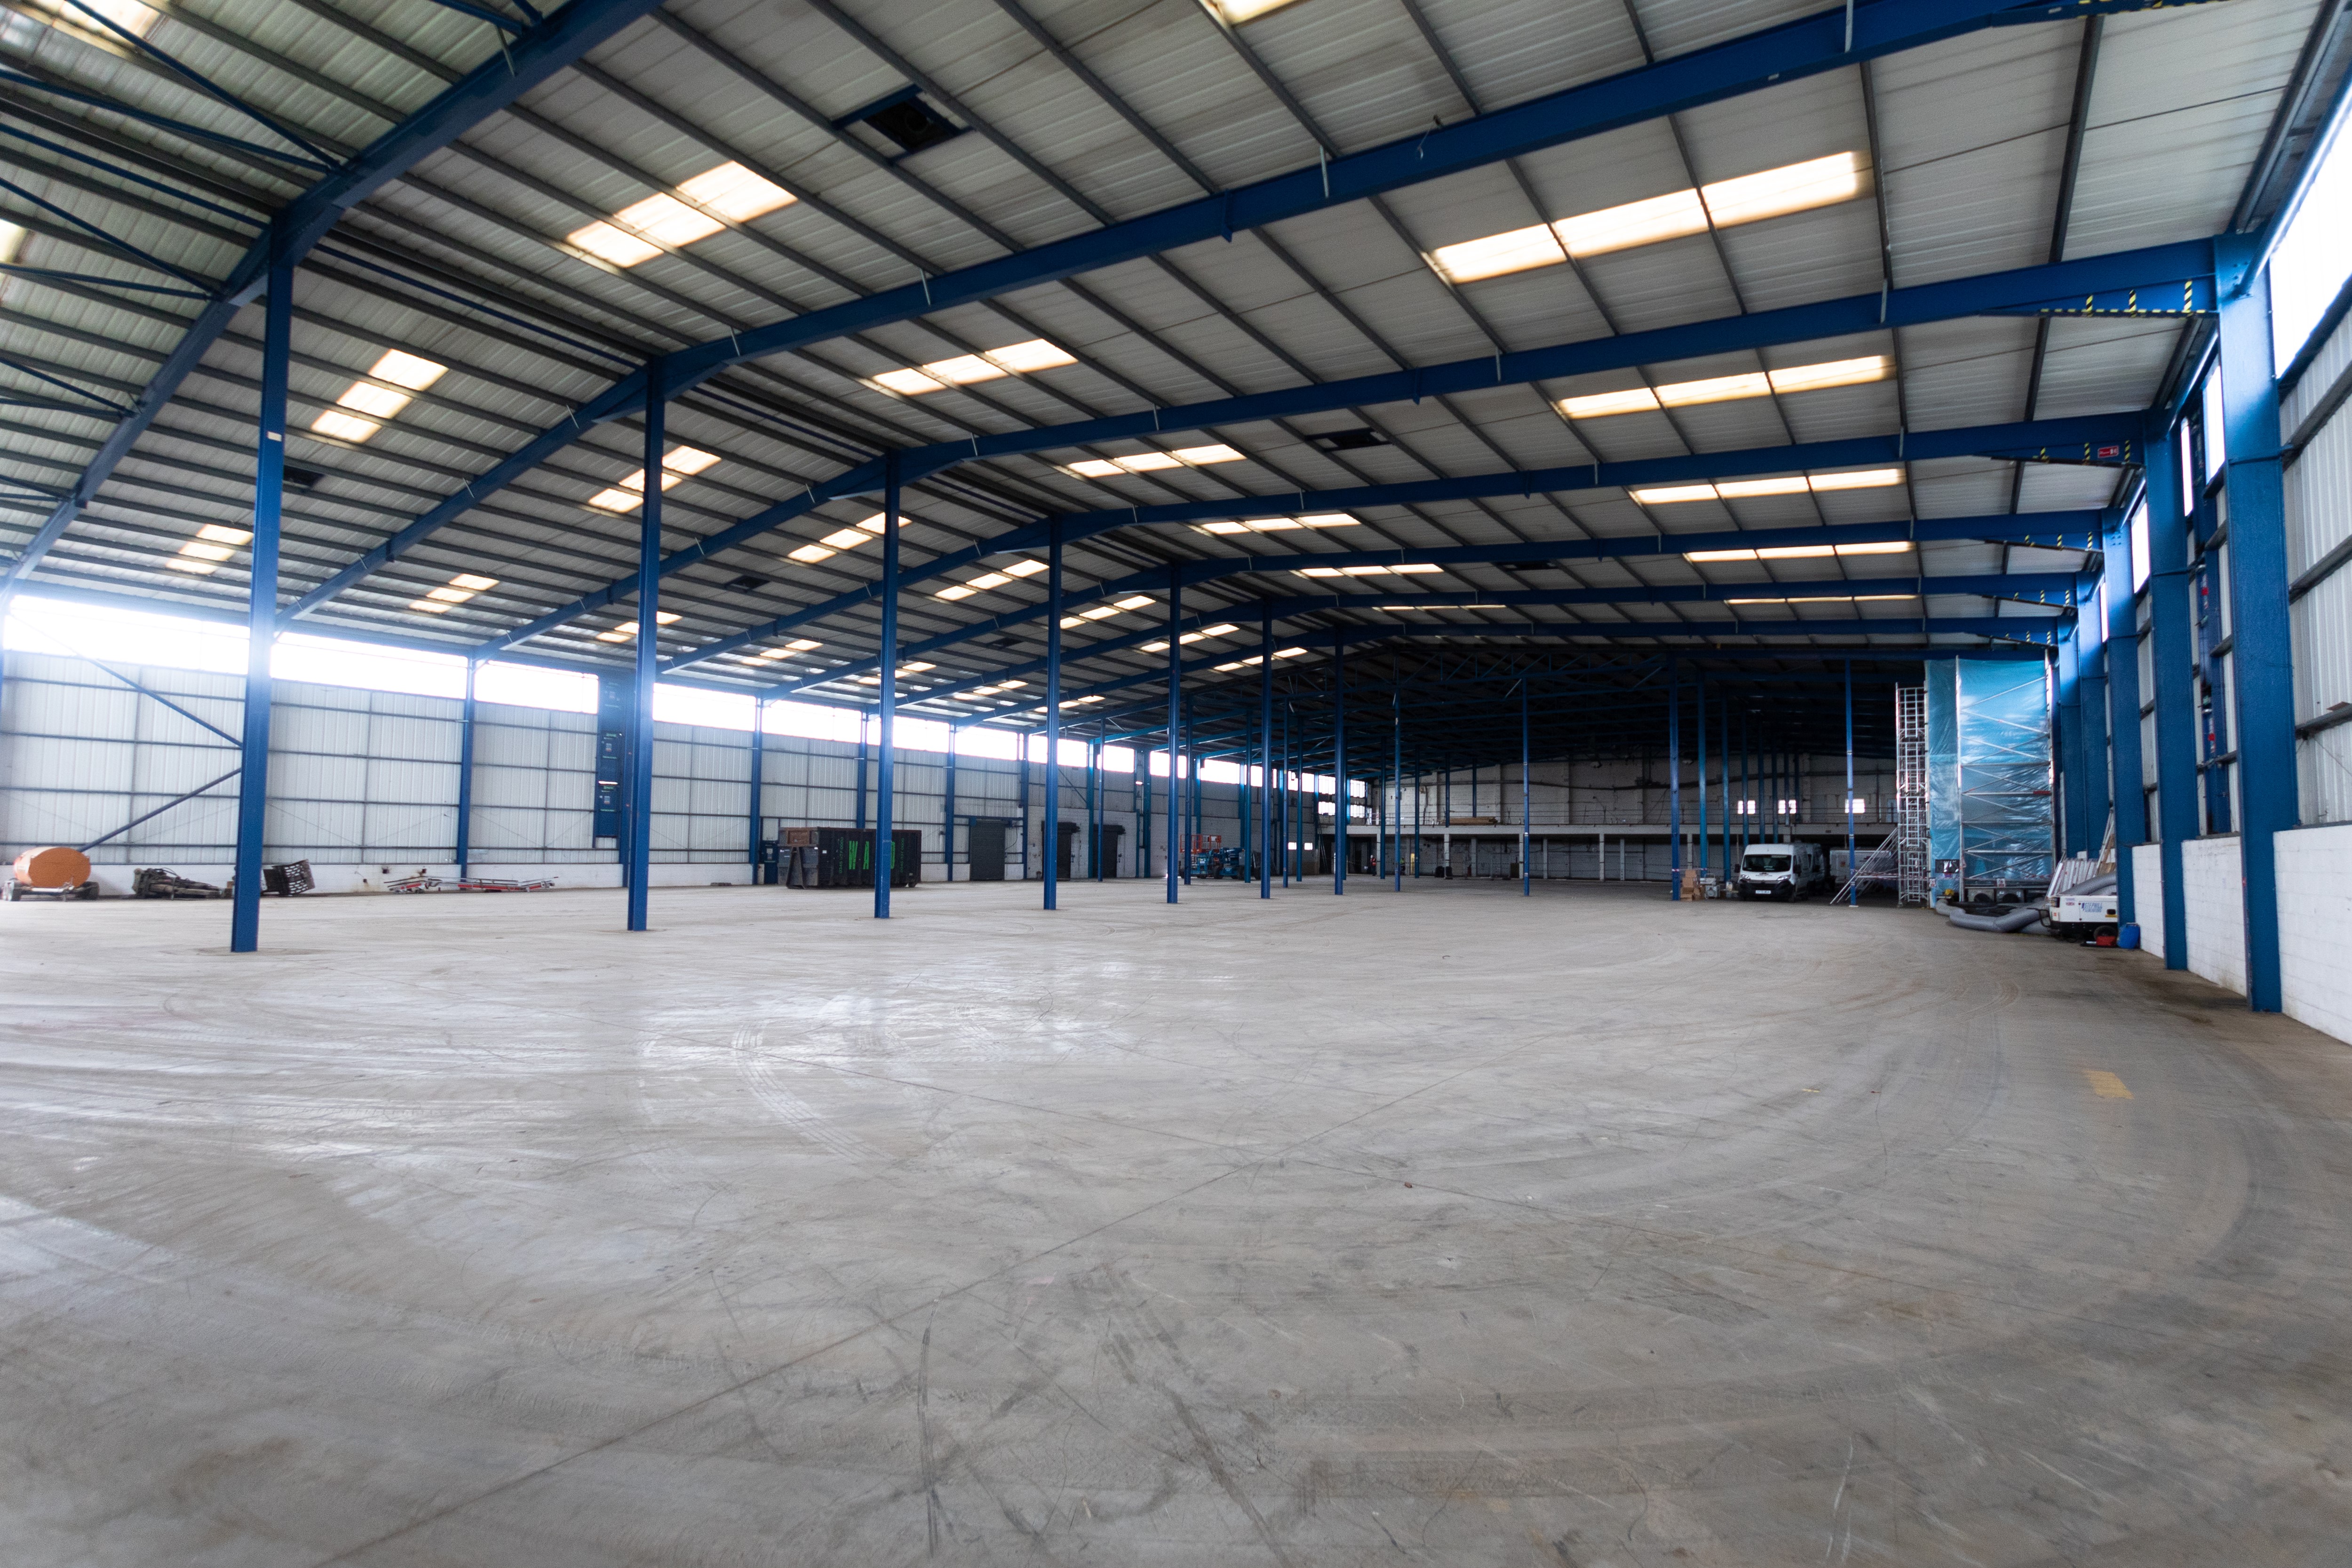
[1259,605,1274,898]
[1520,681,1533,897]
[625,358,665,934]
[1044,518,1062,911]
[455,657,477,880]
[1393,685,1404,891]
[1719,698,1731,879]
[1413,770,1422,877]
[1844,660,1857,905]
[1332,637,1347,895]
[2145,417,2198,969]
[874,453,900,919]
[746,697,763,880]
[1696,679,1708,895]
[2101,509,2146,923]
[2217,237,2296,1012]
[229,237,291,954]
[1668,659,1682,900]
[1165,567,1181,904]
[2056,629,2089,856]
[943,731,956,882]
[1280,702,1292,887]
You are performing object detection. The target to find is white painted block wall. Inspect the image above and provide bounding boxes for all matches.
[2278,823,2352,1044]
[2131,844,2164,962]
[2181,836,2247,997]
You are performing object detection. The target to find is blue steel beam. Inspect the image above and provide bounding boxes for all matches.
[850,572,2079,710]
[0,0,673,601]
[748,504,2103,691]
[981,615,2069,727]
[662,420,2124,677]
[452,245,2192,650]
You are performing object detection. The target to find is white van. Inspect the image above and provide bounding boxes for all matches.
[1734,842,1827,901]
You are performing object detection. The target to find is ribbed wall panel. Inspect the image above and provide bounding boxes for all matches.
[6,655,1245,869]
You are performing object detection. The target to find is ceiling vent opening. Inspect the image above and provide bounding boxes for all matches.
[835,85,963,157]
[1308,427,1387,453]
[723,573,770,593]
[284,465,325,492]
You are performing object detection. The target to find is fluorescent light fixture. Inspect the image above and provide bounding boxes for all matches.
[871,339,1076,395]
[1634,469,1903,505]
[1212,647,1309,669]
[566,163,795,267]
[1559,355,1888,420]
[1376,603,1504,611]
[1430,152,1867,284]
[1295,563,1442,578]
[589,447,723,512]
[1063,446,1248,479]
[1195,513,1359,535]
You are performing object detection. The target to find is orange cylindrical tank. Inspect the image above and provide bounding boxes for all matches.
[11,846,91,889]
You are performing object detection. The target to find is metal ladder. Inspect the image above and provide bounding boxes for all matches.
[1835,828,1902,904]
[1895,685,1930,906]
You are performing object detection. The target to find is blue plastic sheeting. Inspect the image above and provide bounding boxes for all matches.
[1960,658,2056,889]
[1929,659,1960,871]
[1927,657,2057,892]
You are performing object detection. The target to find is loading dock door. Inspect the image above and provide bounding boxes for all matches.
[967,819,1006,881]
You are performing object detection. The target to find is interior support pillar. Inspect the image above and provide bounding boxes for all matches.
[874,453,900,919]
[2145,415,2199,970]
[230,236,291,955]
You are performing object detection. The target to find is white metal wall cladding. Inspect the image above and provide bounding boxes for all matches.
[3,653,1218,871]
[2286,324,2352,825]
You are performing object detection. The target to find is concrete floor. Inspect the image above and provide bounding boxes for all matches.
[4,877,2350,1568]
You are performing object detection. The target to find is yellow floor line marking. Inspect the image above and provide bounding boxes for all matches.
[2082,1069,2132,1099]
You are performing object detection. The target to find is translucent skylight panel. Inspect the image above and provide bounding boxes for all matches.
[410,571,499,614]
[310,350,447,444]
[871,340,1076,395]
[1295,564,1442,577]
[1429,152,1867,285]
[588,447,722,512]
[1560,357,1888,420]
[166,522,251,574]
[1195,513,1359,534]
[1634,469,1902,505]
[566,164,795,268]
[595,611,683,642]
[1061,446,1247,478]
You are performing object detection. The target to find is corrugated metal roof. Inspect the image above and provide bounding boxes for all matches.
[0,0,2324,712]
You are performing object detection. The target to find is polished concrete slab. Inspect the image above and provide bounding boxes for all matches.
[3,876,2349,1567]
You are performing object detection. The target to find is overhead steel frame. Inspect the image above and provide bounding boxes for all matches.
[0,0,675,605]
[275,0,2131,623]
[489,252,2195,662]
[2214,234,2296,1013]
[7,0,679,951]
